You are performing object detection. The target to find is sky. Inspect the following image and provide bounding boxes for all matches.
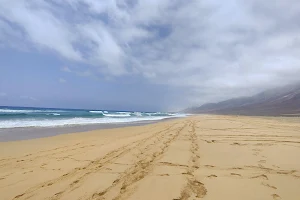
[1,0,300,111]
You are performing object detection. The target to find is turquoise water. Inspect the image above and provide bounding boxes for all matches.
[0,106,184,128]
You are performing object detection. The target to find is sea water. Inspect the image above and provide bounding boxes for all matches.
[0,106,185,129]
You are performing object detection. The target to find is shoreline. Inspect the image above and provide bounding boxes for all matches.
[0,118,176,142]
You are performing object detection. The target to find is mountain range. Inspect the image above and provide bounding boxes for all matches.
[184,83,300,116]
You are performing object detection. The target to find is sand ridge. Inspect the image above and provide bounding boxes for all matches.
[0,115,300,200]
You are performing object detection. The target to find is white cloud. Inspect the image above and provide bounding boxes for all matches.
[0,0,82,60]
[1,0,300,107]
[61,66,92,77]
[61,66,72,73]
[59,78,67,83]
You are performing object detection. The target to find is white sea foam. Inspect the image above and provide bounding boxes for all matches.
[89,111,104,114]
[0,109,37,113]
[0,109,65,113]
[133,112,143,116]
[46,113,61,116]
[90,111,132,117]
[0,115,179,129]
[103,113,131,117]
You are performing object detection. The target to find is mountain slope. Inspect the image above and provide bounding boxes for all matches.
[185,83,300,116]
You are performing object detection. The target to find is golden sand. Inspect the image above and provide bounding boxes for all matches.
[1,115,300,200]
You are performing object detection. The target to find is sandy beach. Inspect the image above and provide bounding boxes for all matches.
[0,115,300,200]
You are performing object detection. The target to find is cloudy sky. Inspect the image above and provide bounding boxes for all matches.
[1,0,300,111]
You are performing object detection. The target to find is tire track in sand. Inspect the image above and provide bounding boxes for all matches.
[89,121,189,200]
[175,120,207,200]
[0,124,162,168]
[12,122,181,200]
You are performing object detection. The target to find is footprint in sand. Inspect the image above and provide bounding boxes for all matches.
[258,160,266,164]
[23,170,34,174]
[272,194,281,200]
[159,174,170,176]
[204,165,215,168]
[207,174,217,178]
[252,148,261,152]
[251,174,268,180]
[231,167,243,170]
[262,182,277,189]
[230,173,241,177]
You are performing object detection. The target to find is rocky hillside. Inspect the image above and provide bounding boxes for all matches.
[185,83,300,116]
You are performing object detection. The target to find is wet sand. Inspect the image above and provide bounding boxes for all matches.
[0,115,300,200]
[0,119,173,142]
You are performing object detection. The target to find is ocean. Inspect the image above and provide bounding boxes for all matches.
[0,106,185,129]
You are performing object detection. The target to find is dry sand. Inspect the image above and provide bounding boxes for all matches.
[0,115,300,200]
